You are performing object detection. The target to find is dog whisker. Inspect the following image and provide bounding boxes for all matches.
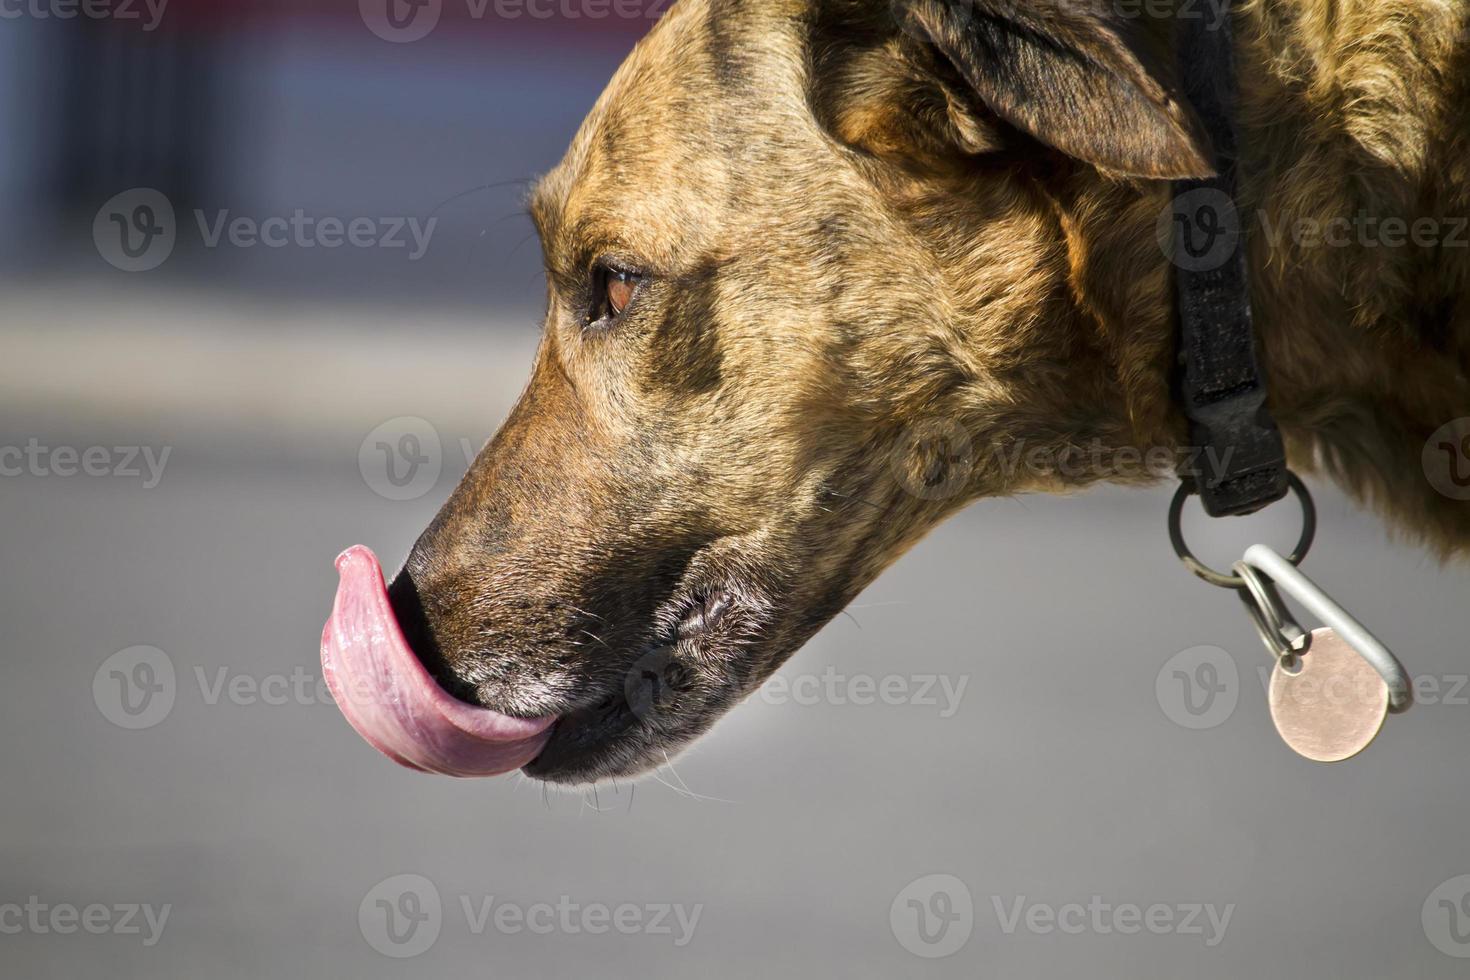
[576,629,610,649]
[425,177,535,221]
[566,604,608,623]
[656,752,737,805]
[820,487,888,513]
[648,768,695,800]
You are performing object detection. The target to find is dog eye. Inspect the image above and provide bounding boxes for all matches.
[589,263,641,326]
[607,268,636,316]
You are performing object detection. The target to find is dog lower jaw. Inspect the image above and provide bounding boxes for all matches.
[522,585,749,784]
[521,702,657,785]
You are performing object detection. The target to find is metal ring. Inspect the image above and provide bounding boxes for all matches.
[1168,472,1316,588]
[1232,560,1307,667]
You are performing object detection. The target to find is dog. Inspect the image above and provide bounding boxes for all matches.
[322,0,1470,784]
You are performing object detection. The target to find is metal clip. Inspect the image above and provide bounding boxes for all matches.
[1236,544,1413,714]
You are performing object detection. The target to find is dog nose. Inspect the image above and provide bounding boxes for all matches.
[386,568,446,676]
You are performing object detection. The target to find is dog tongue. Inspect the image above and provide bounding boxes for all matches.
[320,545,555,777]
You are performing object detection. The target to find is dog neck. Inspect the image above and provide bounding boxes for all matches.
[1013,0,1470,550]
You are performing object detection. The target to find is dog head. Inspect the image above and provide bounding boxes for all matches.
[377,0,1212,783]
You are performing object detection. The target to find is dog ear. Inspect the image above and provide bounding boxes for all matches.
[899,0,1215,178]
[822,38,1015,168]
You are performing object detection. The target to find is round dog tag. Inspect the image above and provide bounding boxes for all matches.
[1268,628,1389,762]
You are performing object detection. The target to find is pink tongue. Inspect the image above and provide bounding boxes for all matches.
[320,545,555,777]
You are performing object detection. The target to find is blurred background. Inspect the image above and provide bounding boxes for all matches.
[4,2,1470,977]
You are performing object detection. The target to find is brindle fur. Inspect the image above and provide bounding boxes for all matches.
[391,0,1470,784]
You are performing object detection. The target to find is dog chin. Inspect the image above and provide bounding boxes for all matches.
[521,703,706,785]
[524,652,742,784]
[524,584,762,783]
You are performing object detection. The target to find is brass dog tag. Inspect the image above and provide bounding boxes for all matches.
[1268,628,1389,762]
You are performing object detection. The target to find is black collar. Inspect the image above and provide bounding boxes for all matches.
[1171,3,1288,517]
